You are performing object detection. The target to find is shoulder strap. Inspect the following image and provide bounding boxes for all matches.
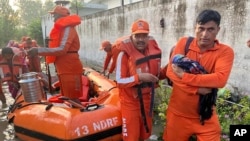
[165,36,194,86]
[184,36,194,55]
[169,36,194,59]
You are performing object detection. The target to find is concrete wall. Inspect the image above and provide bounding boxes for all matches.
[42,0,250,94]
[85,0,143,9]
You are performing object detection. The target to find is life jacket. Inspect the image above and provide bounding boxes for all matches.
[46,15,81,64]
[121,36,161,94]
[20,40,41,72]
[0,47,26,82]
[113,35,129,50]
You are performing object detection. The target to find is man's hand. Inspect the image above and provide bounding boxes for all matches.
[172,64,184,78]
[27,47,38,57]
[138,73,159,83]
[105,72,110,78]
[197,87,212,95]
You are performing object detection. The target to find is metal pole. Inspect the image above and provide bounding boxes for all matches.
[121,0,124,6]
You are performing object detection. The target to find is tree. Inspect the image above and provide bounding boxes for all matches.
[0,0,19,47]
[43,0,55,14]
[70,0,84,15]
[15,0,55,45]
[28,19,43,46]
[0,0,56,47]
[16,0,43,26]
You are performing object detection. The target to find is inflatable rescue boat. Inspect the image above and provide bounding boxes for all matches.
[7,68,122,141]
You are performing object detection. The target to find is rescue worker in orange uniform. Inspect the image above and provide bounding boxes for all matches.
[0,47,28,100]
[27,5,83,104]
[22,37,40,49]
[19,36,27,49]
[163,9,234,141]
[100,40,113,77]
[116,19,164,141]
[22,37,42,73]
[100,37,127,78]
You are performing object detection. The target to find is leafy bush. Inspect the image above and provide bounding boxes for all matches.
[217,89,250,141]
[155,81,172,122]
[155,81,250,141]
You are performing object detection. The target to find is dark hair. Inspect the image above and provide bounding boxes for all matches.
[196,9,221,26]
[2,47,14,55]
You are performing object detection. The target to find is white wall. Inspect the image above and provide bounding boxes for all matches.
[85,0,143,9]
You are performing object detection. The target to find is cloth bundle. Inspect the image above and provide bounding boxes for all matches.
[172,54,217,125]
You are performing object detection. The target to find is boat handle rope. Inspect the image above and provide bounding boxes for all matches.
[8,93,24,114]
[107,86,117,92]
[8,94,24,110]
[9,100,24,113]
[16,102,53,110]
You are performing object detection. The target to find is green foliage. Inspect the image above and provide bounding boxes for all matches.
[43,0,55,13]
[155,83,250,141]
[70,0,84,15]
[0,0,55,47]
[27,19,43,46]
[217,91,250,141]
[155,80,172,122]
[16,0,43,26]
[0,0,19,47]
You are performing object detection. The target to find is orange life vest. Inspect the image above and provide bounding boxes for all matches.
[120,36,161,93]
[46,15,81,64]
[113,35,130,49]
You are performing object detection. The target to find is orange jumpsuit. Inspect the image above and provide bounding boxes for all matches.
[116,36,161,141]
[0,47,28,98]
[22,40,41,72]
[103,36,128,74]
[37,15,83,99]
[103,46,118,74]
[163,37,234,141]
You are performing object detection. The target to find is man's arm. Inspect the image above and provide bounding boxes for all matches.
[181,47,234,88]
[166,37,199,94]
[116,52,140,88]
[103,53,112,73]
[108,47,120,73]
[38,27,76,56]
[116,51,158,88]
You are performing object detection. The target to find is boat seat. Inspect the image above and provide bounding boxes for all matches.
[48,75,90,103]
